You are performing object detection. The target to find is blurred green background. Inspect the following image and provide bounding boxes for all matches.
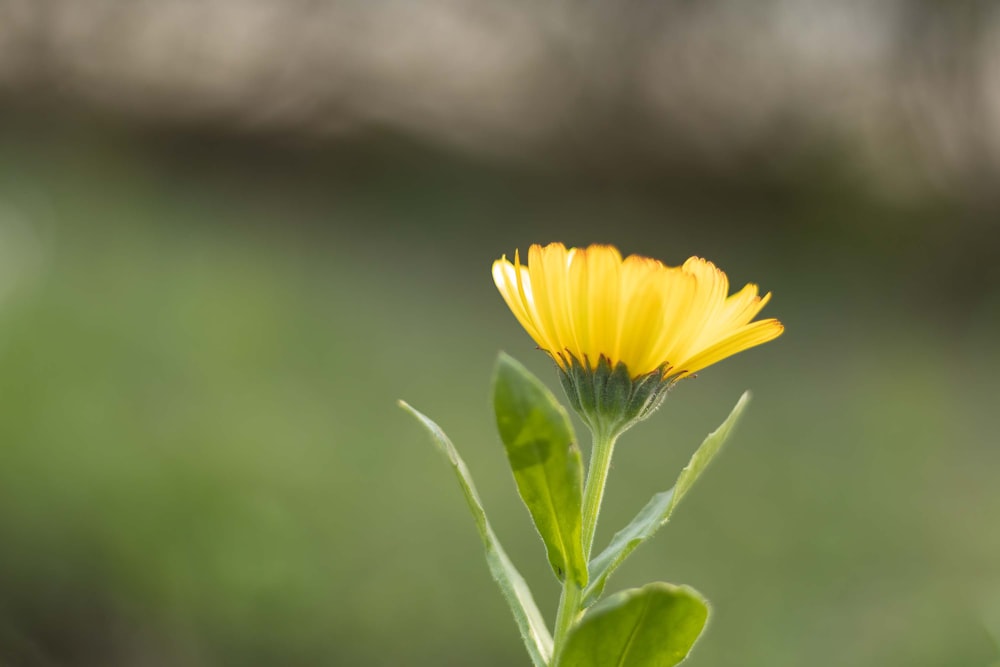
[1,3,1000,666]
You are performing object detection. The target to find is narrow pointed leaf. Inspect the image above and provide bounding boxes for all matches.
[557,582,709,667]
[493,353,587,587]
[400,401,553,667]
[584,391,751,605]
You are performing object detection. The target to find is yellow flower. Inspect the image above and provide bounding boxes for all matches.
[492,243,783,381]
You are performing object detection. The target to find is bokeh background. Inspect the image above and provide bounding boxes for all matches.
[1,2,999,666]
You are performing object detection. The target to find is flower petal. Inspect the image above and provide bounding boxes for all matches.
[674,319,785,376]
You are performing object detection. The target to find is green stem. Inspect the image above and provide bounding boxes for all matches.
[551,428,618,663]
[580,430,617,557]
[551,574,581,662]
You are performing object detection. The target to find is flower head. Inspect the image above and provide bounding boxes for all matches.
[493,242,782,379]
[492,243,784,435]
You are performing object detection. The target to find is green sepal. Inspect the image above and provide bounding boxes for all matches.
[558,355,673,439]
[494,353,587,587]
[399,401,553,667]
[556,582,709,667]
[583,391,751,605]
[604,358,633,418]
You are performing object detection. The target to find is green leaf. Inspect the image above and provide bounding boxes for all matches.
[493,353,587,588]
[584,391,751,605]
[399,401,553,667]
[557,582,709,667]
